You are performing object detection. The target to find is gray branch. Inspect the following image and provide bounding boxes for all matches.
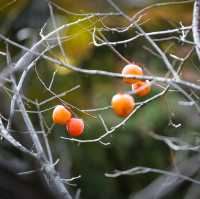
[14,80,72,199]
[130,155,200,199]
[192,0,200,60]
[0,118,36,157]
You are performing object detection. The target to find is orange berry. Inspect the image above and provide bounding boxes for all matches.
[111,93,135,117]
[66,118,84,137]
[132,80,151,97]
[122,64,143,84]
[52,105,71,125]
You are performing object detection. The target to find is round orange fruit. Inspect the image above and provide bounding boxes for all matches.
[111,93,135,117]
[66,118,84,137]
[122,64,143,84]
[52,105,72,125]
[132,80,151,97]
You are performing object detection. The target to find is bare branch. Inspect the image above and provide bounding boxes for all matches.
[0,118,36,157]
[129,155,200,199]
[61,87,169,144]
[1,34,200,92]
[105,166,200,185]
[192,0,200,60]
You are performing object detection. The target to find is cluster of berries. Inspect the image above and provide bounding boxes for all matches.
[52,105,84,137]
[111,64,151,117]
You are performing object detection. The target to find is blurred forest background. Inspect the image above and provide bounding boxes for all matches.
[0,0,199,199]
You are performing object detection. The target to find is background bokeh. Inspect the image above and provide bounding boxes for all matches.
[0,0,199,198]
